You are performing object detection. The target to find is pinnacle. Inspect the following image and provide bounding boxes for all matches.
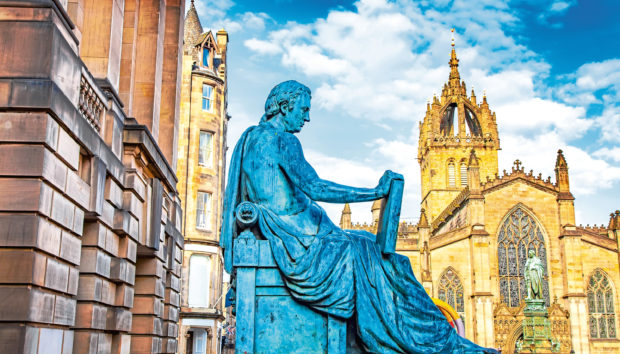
[184,0,203,44]
[342,203,351,214]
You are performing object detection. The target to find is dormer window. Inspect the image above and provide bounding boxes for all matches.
[202,47,209,67]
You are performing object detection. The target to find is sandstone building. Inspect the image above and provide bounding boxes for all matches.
[175,2,229,353]
[342,44,620,353]
[0,0,187,352]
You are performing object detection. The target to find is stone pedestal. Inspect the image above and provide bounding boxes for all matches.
[517,299,560,353]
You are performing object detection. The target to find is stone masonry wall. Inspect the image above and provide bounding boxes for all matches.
[0,1,185,353]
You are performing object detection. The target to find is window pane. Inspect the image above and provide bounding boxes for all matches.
[460,163,467,186]
[198,131,213,167]
[202,85,213,112]
[188,255,211,308]
[196,191,212,230]
[202,47,209,67]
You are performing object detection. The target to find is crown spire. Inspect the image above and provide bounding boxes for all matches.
[449,28,460,83]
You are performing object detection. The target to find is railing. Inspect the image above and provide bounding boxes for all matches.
[78,73,105,132]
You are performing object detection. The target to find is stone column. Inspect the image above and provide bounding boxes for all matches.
[158,0,185,169]
[79,0,125,92]
[119,0,140,114]
[130,0,166,140]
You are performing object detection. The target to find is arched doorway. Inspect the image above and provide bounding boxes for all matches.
[504,323,523,354]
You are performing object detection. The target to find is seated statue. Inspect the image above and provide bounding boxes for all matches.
[221,80,497,353]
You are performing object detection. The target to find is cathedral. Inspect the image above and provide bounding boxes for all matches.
[340,44,620,353]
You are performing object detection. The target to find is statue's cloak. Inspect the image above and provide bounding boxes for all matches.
[526,258,544,297]
[222,127,495,353]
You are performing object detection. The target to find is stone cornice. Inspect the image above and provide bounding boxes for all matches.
[429,225,470,250]
[123,121,179,191]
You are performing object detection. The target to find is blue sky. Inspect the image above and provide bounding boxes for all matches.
[190,0,620,226]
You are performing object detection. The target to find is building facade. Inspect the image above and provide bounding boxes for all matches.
[175,2,229,354]
[342,44,620,353]
[0,0,187,352]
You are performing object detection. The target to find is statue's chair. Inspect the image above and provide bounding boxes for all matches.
[230,179,404,353]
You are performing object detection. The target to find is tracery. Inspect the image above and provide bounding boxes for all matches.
[497,206,549,307]
[587,269,616,339]
[438,267,465,318]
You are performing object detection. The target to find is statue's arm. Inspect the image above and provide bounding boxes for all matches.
[280,134,389,203]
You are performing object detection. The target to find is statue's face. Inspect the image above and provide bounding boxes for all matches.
[528,250,535,258]
[283,93,311,133]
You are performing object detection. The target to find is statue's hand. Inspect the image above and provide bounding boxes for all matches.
[376,170,403,198]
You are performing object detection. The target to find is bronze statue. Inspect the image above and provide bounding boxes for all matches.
[525,249,544,300]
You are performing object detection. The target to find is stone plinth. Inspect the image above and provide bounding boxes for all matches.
[517,299,560,353]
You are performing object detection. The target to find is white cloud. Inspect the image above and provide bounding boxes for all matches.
[593,147,620,163]
[558,59,620,105]
[595,107,620,144]
[191,0,235,26]
[244,38,282,55]
[228,0,620,224]
[536,0,576,27]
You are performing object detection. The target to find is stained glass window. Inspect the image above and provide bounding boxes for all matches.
[438,267,465,318]
[587,269,616,339]
[497,206,549,307]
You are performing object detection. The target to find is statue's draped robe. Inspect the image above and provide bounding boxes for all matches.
[525,258,544,299]
[222,126,496,354]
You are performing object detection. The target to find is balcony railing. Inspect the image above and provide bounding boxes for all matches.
[78,72,105,132]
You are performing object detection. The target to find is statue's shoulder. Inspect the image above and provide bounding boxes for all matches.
[248,124,299,146]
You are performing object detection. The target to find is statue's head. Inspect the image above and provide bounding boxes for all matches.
[528,249,536,258]
[261,80,311,133]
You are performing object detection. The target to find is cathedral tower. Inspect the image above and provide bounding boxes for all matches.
[418,40,500,221]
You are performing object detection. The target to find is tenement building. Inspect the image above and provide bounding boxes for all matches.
[0,1,187,353]
[175,2,230,353]
[341,44,620,353]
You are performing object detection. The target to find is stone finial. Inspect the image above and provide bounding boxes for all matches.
[342,203,351,214]
[555,149,570,194]
[418,208,429,228]
[555,149,568,169]
[513,159,522,171]
[340,203,352,229]
[449,29,460,83]
[468,149,479,167]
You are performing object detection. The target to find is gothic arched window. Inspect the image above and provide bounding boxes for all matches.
[438,267,465,317]
[460,161,467,187]
[497,206,549,307]
[448,161,456,187]
[587,269,616,339]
